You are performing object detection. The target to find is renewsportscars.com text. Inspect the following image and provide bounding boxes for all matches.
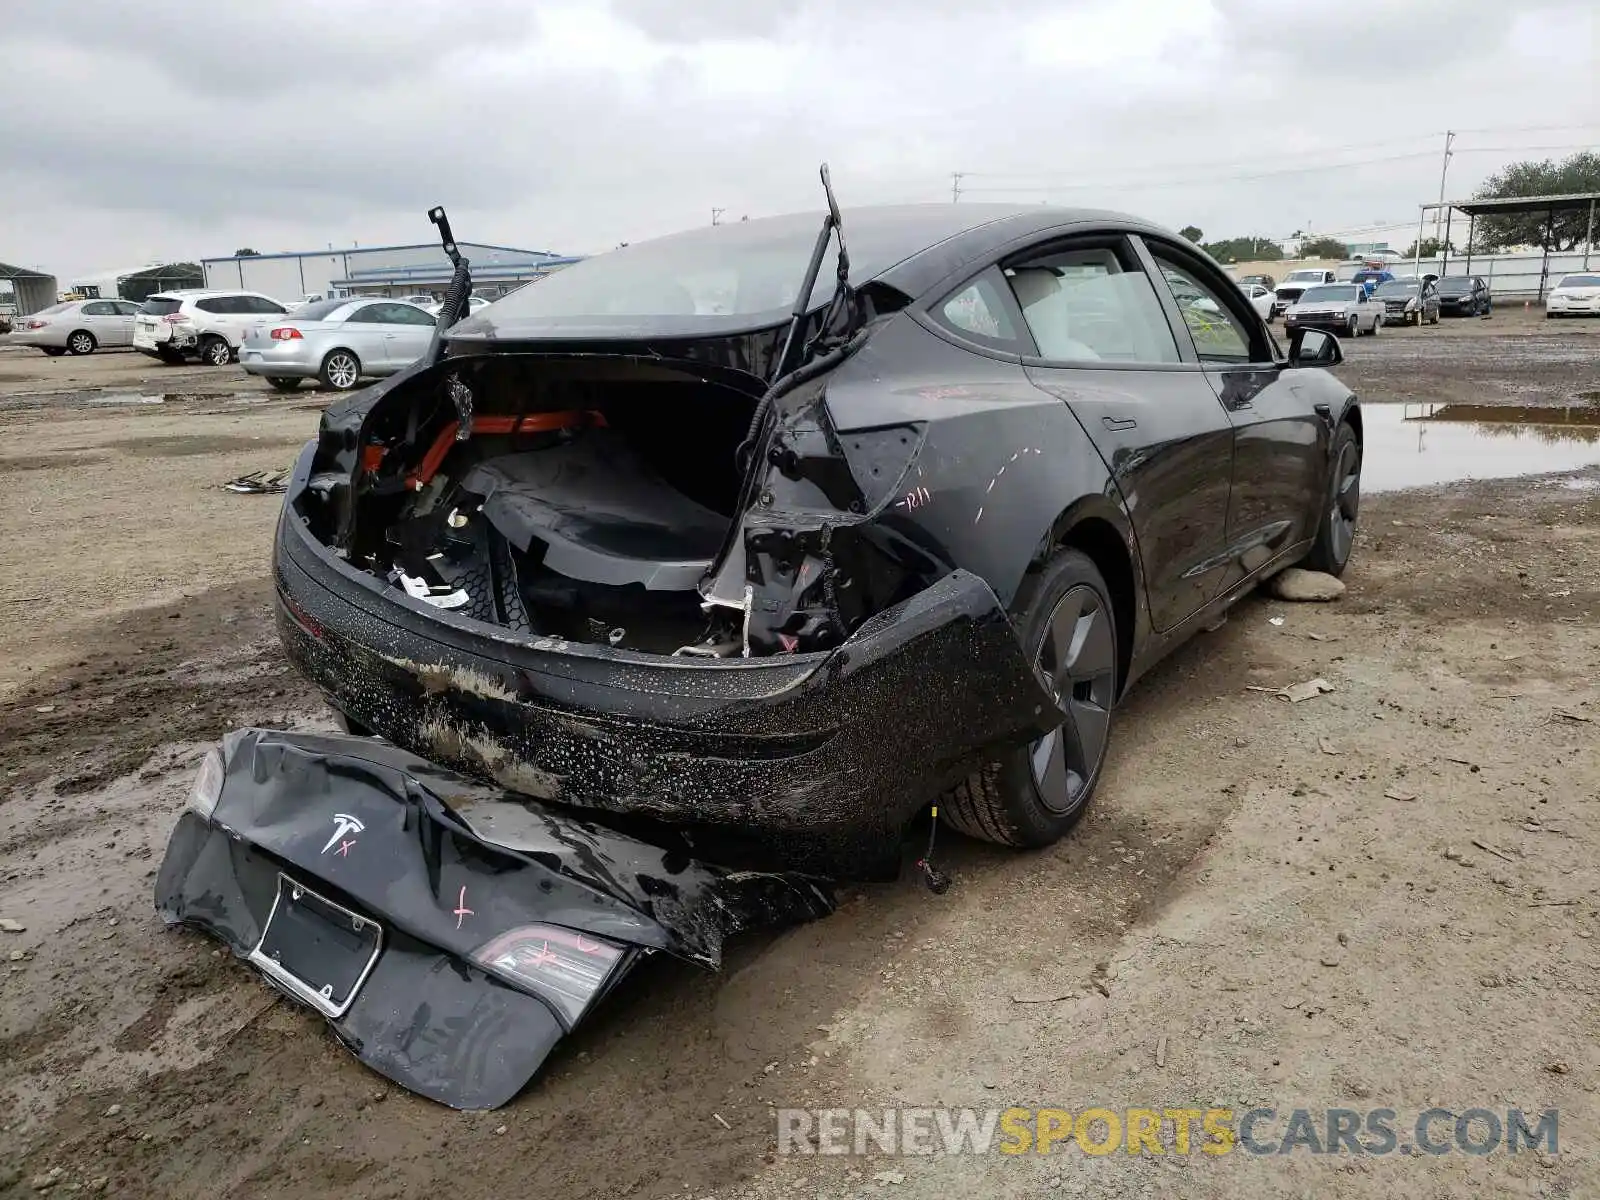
[776,1107,1558,1157]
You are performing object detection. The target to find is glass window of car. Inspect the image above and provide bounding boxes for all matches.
[347,304,389,324]
[1558,274,1600,288]
[294,299,348,321]
[81,301,115,316]
[931,275,1021,350]
[1300,284,1360,303]
[195,297,230,313]
[1149,256,1254,363]
[373,302,435,326]
[113,301,140,315]
[1374,280,1419,297]
[239,296,286,314]
[1002,244,1180,364]
[140,297,182,316]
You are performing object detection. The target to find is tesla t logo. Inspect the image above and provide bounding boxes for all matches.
[321,813,365,855]
[453,886,475,929]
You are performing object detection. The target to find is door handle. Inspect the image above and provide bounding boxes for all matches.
[1102,416,1137,432]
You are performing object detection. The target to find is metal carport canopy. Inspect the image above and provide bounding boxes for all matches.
[1415,191,1600,298]
[0,262,59,316]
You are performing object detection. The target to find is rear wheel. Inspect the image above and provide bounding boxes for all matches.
[67,330,96,355]
[200,336,233,366]
[942,550,1118,847]
[319,349,361,390]
[265,376,301,393]
[1303,421,1361,576]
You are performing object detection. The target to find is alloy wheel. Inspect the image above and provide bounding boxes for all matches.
[1328,439,1361,566]
[69,332,93,355]
[1028,584,1117,814]
[325,353,359,389]
[206,340,231,366]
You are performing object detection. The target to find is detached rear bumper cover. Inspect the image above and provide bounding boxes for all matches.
[274,461,1059,878]
[156,728,833,1109]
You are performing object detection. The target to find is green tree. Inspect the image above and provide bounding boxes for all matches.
[1299,237,1349,259]
[1201,236,1284,262]
[234,247,260,257]
[1472,151,1600,251]
[1179,225,1204,243]
[1402,237,1454,258]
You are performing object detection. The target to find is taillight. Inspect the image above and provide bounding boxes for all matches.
[23,319,47,329]
[470,924,625,1025]
[270,327,302,340]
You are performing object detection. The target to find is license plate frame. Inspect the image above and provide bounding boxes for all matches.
[248,875,382,1019]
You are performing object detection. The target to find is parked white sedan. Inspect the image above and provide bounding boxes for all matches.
[12,299,142,355]
[238,298,437,391]
[1546,273,1600,318]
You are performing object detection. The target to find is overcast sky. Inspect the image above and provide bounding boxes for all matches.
[2,0,1596,280]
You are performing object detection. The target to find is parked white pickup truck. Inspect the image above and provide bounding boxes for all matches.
[1270,268,1339,318]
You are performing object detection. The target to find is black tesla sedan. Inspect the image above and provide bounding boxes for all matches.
[269,202,1362,879]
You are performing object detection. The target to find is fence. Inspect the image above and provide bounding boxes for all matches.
[1404,249,1597,300]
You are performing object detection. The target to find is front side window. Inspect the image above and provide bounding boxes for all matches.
[1150,255,1253,363]
[1004,244,1179,364]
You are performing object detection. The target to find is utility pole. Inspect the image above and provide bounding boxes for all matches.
[1433,130,1456,247]
[711,208,726,226]
[950,172,964,204]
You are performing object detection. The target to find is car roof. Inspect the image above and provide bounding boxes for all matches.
[147,288,273,299]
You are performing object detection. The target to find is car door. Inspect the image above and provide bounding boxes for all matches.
[1144,239,1330,591]
[241,295,288,342]
[77,301,118,345]
[1006,235,1234,632]
[110,301,140,345]
[371,302,436,372]
[339,303,392,371]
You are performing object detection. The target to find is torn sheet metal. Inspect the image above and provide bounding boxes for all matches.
[155,728,834,1109]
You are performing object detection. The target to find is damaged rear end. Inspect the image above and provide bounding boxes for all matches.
[272,196,1059,877]
[157,729,833,1108]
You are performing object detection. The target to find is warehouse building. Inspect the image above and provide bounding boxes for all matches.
[201,242,580,305]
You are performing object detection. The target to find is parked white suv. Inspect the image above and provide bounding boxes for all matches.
[133,290,290,366]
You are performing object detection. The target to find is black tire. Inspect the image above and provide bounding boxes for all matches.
[41,347,67,357]
[1347,313,1360,337]
[1370,315,1380,337]
[941,549,1118,847]
[67,330,96,356]
[265,376,301,393]
[200,336,233,367]
[319,349,361,391]
[1302,421,1361,576]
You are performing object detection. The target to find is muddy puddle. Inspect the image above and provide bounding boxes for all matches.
[1363,401,1600,492]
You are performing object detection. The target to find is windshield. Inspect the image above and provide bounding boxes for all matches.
[1374,281,1419,296]
[1284,271,1326,283]
[1558,274,1600,288]
[1437,277,1474,294]
[1300,285,1358,303]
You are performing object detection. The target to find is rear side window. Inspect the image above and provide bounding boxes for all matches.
[82,301,115,316]
[140,298,181,316]
[1005,244,1180,365]
[195,297,229,313]
[935,277,1019,345]
[244,296,288,314]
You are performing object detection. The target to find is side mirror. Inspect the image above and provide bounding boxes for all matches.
[1289,327,1343,367]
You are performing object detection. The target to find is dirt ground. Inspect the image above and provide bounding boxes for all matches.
[1,316,1598,1199]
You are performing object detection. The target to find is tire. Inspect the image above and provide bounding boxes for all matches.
[67,330,96,356]
[41,347,67,357]
[200,335,233,367]
[1369,315,1380,337]
[941,549,1118,848]
[1302,421,1361,577]
[265,376,301,393]
[1347,314,1360,337]
[319,349,361,391]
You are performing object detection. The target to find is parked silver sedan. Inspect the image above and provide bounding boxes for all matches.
[238,298,437,391]
[13,299,141,355]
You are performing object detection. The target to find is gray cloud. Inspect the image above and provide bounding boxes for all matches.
[0,0,1594,281]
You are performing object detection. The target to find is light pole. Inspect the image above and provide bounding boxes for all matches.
[1433,130,1455,245]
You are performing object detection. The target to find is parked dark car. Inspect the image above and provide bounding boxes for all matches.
[1436,275,1491,316]
[1373,277,1440,326]
[268,203,1363,881]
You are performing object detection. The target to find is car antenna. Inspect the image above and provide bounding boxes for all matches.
[771,163,857,383]
[425,205,476,441]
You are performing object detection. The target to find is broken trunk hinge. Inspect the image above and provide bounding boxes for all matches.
[447,374,473,443]
[916,805,951,894]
